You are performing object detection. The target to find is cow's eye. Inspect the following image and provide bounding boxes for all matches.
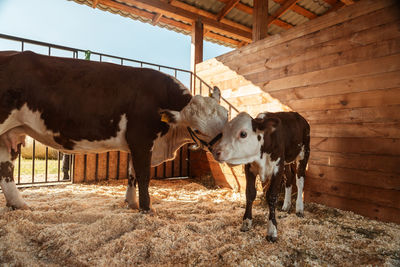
[240,131,247,138]
[194,129,201,135]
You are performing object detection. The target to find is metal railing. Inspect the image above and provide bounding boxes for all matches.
[0,33,239,185]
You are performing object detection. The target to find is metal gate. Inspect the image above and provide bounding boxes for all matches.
[0,33,238,185]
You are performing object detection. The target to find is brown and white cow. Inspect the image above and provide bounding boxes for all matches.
[0,51,228,212]
[212,111,310,242]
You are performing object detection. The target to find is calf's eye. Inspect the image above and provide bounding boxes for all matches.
[194,129,201,134]
[240,131,247,138]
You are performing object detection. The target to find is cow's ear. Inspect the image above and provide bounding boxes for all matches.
[209,86,221,103]
[252,117,280,133]
[160,110,181,124]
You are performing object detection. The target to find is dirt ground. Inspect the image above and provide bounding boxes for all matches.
[0,179,399,266]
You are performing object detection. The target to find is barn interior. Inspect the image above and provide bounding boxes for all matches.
[0,0,399,265]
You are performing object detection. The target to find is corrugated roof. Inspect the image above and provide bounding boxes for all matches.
[69,0,352,48]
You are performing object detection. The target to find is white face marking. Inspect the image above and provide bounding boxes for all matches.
[296,176,304,214]
[267,220,277,238]
[181,95,228,139]
[213,112,261,165]
[282,185,292,211]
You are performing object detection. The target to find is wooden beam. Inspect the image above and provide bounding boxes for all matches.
[152,13,162,25]
[267,0,300,26]
[217,0,240,21]
[252,0,269,41]
[204,31,241,47]
[92,0,99,8]
[121,0,252,42]
[322,0,338,5]
[325,2,345,14]
[191,19,203,73]
[290,4,317,19]
[340,0,355,5]
[169,0,252,34]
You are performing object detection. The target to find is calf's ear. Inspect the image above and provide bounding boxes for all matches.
[252,117,280,133]
[160,110,181,124]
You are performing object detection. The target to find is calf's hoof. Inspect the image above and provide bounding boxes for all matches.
[266,235,277,243]
[240,219,252,232]
[281,205,290,213]
[296,212,304,218]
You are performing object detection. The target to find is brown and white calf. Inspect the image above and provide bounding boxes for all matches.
[212,112,310,242]
[0,51,228,211]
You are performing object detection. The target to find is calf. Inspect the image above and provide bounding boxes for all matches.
[213,112,310,242]
[0,51,228,212]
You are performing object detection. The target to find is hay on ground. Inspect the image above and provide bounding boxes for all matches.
[0,179,399,266]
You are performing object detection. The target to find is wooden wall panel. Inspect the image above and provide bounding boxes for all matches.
[196,0,400,223]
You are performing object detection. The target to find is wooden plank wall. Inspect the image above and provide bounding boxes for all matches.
[196,0,400,223]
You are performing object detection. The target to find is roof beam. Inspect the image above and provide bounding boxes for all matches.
[121,0,252,42]
[340,0,355,5]
[217,0,240,21]
[92,0,99,8]
[169,0,251,34]
[152,13,162,25]
[267,0,300,26]
[253,0,269,41]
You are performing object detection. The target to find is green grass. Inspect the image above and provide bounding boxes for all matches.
[13,158,70,183]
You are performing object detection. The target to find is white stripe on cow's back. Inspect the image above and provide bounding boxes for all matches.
[0,104,130,153]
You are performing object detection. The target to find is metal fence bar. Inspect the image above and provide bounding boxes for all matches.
[32,140,35,183]
[57,152,61,181]
[45,147,48,183]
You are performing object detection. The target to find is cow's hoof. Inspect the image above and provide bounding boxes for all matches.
[266,235,277,243]
[296,212,304,218]
[140,208,156,215]
[240,219,252,232]
[7,202,30,210]
[125,199,139,210]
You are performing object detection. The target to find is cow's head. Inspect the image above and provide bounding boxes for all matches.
[160,87,228,149]
[212,112,280,165]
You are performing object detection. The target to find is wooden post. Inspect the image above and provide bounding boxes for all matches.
[191,19,203,74]
[252,0,268,42]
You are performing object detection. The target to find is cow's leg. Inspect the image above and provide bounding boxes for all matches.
[0,143,28,210]
[129,141,152,213]
[281,164,295,212]
[125,161,138,209]
[266,166,283,242]
[240,164,257,232]
[296,145,310,217]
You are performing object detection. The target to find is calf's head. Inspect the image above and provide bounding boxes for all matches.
[161,87,228,147]
[213,112,279,165]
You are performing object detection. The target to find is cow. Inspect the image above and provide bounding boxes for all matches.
[212,111,310,242]
[0,51,228,212]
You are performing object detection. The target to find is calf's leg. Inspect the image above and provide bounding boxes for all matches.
[296,145,310,217]
[0,143,29,210]
[240,164,257,232]
[281,163,295,212]
[266,167,283,242]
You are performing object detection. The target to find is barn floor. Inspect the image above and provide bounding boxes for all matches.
[0,179,399,266]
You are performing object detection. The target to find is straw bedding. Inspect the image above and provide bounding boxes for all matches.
[0,179,399,266]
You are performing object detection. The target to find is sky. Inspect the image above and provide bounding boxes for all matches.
[0,0,233,72]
